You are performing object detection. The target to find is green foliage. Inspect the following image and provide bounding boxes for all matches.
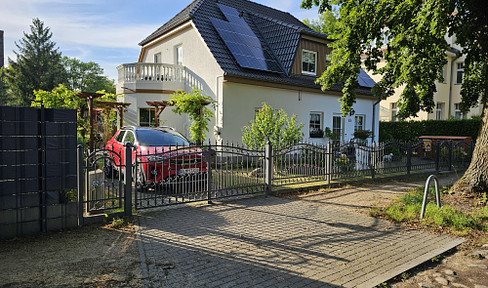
[379,119,481,142]
[62,57,115,93]
[32,84,118,147]
[242,102,304,149]
[5,18,66,106]
[300,0,487,120]
[0,67,9,105]
[169,87,215,145]
[303,8,342,36]
[353,129,371,140]
[324,127,340,143]
[380,185,486,233]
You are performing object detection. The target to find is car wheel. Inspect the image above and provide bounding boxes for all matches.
[135,164,148,192]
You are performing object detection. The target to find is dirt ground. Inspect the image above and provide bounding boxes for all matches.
[0,224,143,287]
[1,173,487,288]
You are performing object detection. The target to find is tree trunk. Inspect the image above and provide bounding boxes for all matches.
[452,69,488,193]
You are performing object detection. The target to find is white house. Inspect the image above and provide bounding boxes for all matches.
[116,0,379,145]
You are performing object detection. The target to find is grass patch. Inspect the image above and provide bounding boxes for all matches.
[372,185,488,235]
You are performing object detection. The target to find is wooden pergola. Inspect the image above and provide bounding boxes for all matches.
[77,92,130,151]
[146,100,211,127]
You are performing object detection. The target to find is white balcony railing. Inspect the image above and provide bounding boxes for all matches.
[117,62,185,83]
[117,63,203,93]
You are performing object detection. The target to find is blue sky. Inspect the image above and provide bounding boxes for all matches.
[1,0,321,81]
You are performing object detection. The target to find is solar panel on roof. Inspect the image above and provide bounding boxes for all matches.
[210,4,282,73]
[357,69,376,88]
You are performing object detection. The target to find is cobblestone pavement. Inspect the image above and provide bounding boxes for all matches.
[136,195,464,288]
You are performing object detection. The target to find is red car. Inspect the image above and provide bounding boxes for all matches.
[104,126,207,189]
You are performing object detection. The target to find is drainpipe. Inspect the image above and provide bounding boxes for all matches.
[371,98,381,144]
[448,51,460,118]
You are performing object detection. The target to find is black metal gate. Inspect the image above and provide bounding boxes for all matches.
[133,143,266,209]
[77,145,132,220]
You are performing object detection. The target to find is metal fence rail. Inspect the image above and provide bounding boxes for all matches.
[77,139,474,220]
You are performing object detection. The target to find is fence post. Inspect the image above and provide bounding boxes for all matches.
[435,141,440,173]
[205,147,215,204]
[265,141,273,195]
[370,142,376,181]
[326,142,331,185]
[448,140,453,171]
[77,145,84,226]
[406,141,412,175]
[124,144,133,217]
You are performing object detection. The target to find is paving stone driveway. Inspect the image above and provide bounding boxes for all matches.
[136,196,464,288]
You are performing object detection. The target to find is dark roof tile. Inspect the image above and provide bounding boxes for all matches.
[140,0,375,94]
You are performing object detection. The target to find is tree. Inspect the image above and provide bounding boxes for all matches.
[301,0,488,192]
[303,8,341,36]
[169,87,215,145]
[62,57,115,93]
[5,18,66,105]
[242,102,304,149]
[0,67,9,105]
[32,84,117,146]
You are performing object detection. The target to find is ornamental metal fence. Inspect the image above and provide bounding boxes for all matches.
[76,139,474,221]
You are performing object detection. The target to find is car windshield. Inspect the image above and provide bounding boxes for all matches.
[136,129,190,146]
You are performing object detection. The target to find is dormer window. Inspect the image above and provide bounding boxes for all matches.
[302,50,317,75]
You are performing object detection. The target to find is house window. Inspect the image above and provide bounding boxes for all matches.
[454,103,466,119]
[309,112,323,138]
[436,103,444,120]
[139,108,156,127]
[440,64,447,83]
[391,103,398,121]
[332,115,343,142]
[175,45,183,65]
[154,53,161,63]
[354,115,365,132]
[456,63,464,84]
[302,50,317,75]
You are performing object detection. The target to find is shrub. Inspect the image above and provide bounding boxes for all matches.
[379,118,481,142]
[242,102,304,149]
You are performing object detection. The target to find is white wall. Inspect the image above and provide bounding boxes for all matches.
[221,82,378,145]
[119,22,224,142]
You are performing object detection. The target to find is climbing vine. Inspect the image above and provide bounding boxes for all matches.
[169,87,215,145]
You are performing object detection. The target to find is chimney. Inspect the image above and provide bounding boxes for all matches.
[0,30,4,68]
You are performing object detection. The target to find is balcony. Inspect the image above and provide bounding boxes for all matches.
[116,63,200,94]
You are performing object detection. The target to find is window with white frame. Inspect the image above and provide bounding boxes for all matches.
[154,53,161,63]
[436,103,444,120]
[175,45,183,65]
[391,103,398,121]
[354,115,365,132]
[309,112,323,137]
[454,103,466,119]
[302,50,317,75]
[456,62,464,84]
[332,114,343,142]
[139,108,156,127]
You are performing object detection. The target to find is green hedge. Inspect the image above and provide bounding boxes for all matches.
[379,118,481,142]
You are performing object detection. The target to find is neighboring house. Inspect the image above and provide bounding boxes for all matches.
[116,0,378,145]
[365,34,482,122]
